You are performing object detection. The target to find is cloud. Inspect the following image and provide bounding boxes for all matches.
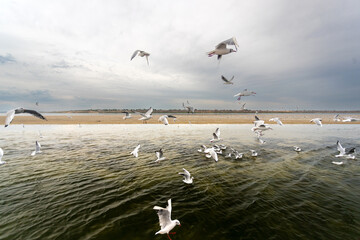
[0,54,16,64]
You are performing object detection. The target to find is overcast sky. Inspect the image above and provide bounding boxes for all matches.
[1,0,359,111]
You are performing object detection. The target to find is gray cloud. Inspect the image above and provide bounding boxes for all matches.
[0,0,359,111]
[0,54,16,64]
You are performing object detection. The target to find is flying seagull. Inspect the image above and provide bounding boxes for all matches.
[250,150,258,157]
[335,141,356,159]
[155,149,166,162]
[122,111,132,120]
[208,37,239,60]
[178,168,193,184]
[158,115,177,125]
[310,118,322,127]
[0,148,5,165]
[130,50,150,65]
[269,117,283,126]
[130,144,141,158]
[239,102,246,110]
[138,107,153,123]
[333,114,341,122]
[182,101,195,114]
[234,89,256,101]
[31,141,42,156]
[342,117,360,122]
[204,147,219,162]
[210,128,221,142]
[221,75,234,84]
[5,108,47,127]
[153,199,181,240]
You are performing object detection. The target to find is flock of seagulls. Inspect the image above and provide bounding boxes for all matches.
[1,36,358,239]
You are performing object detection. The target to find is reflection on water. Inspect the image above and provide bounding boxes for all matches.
[0,124,359,240]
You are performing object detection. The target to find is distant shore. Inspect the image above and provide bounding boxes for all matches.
[1,113,360,125]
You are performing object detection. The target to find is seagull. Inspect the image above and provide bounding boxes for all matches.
[210,128,221,142]
[130,50,150,65]
[253,115,264,126]
[269,117,283,126]
[335,141,356,159]
[158,115,177,125]
[35,102,39,106]
[122,111,132,120]
[294,146,302,152]
[130,144,141,158]
[250,150,258,157]
[204,147,218,162]
[207,37,239,60]
[153,199,181,240]
[0,148,5,165]
[221,75,234,84]
[332,161,344,165]
[178,168,193,184]
[155,149,166,162]
[182,101,195,114]
[233,150,243,159]
[310,118,322,127]
[5,108,47,127]
[138,107,153,123]
[257,136,266,144]
[342,117,360,122]
[31,141,42,156]
[333,114,341,122]
[197,145,207,153]
[251,124,272,132]
[234,89,256,101]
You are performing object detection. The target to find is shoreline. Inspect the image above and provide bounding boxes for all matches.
[1,114,360,125]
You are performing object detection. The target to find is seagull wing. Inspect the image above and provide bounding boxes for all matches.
[217,37,239,50]
[145,107,153,116]
[337,141,345,155]
[153,199,172,229]
[214,128,220,138]
[221,75,229,83]
[215,42,226,49]
[131,50,140,60]
[0,148,3,160]
[23,109,46,120]
[346,147,355,155]
[5,109,15,127]
[35,141,41,152]
[209,149,218,162]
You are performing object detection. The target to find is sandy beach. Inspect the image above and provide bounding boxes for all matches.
[1,113,360,125]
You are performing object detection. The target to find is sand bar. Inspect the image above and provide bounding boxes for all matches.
[1,113,360,125]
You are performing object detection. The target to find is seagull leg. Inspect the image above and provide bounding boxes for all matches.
[167,234,172,240]
[170,232,176,234]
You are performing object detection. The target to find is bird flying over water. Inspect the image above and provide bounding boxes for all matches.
[130,144,141,158]
[294,146,302,152]
[335,141,356,159]
[310,118,322,127]
[221,75,234,84]
[178,168,193,184]
[208,37,239,60]
[155,149,166,162]
[234,89,256,101]
[31,141,42,156]
[153,199,181,240]
[130,50,150,65]
[342,116,360,122]
[269,117,283,126]
[210,128,221,142]
[5,108,47,127]
[0,148,5,165]
[122,111,132,120]
[182,101,195,114]
[138,107,153,123]
[158,115,176,125]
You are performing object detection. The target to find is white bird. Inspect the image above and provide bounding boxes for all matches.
[253,116,264,126]
[294,146,302,152]
[153,199,181,240]
[130,144,141,158]
[31,141,42,156]
[158,115,176,125]
[234,89,256,101]
[221,75,234,84]
[233,150,243,159]
[182,101,195,114]
[210,128,221,142]
[207,37,238,60]
[269,117,283,126]
[342,117,360,122]
[333,114,341,122]
[0,148,5,165]
[251,124,272,132]
[310,118,322,127]
[257,137,266,144]
[5,108,47,127]
[204,147,218,162]
[138,107,153,123]
[130,50,150,65]
[332,161,344,165]
[178,168,193,184]
[250,150,258,157]
[155,149,166,162]
[122,111,132,120]
[197,145,207,153]
[335,141,356,159]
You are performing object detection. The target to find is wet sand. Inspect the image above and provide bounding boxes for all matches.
[1,113,360,125]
